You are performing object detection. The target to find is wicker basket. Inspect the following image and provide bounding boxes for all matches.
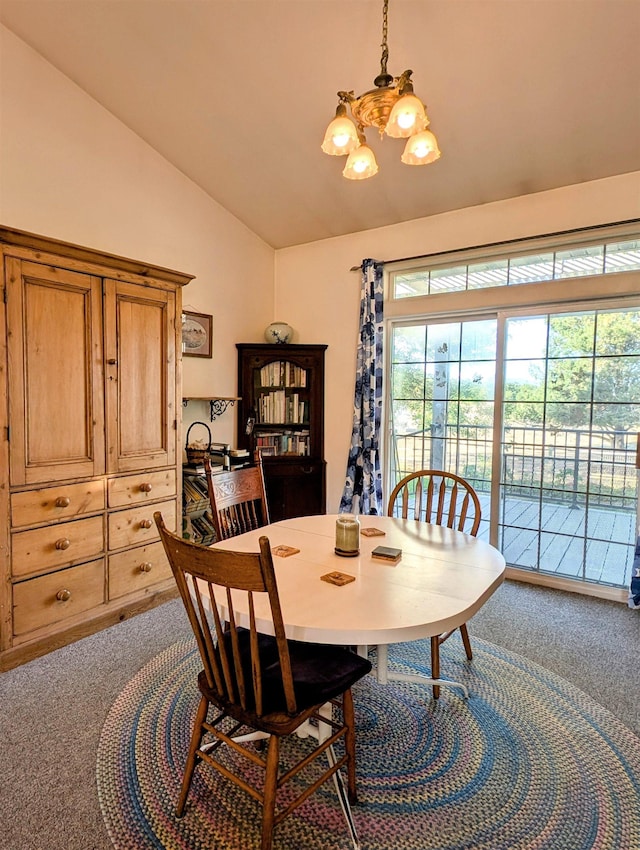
[185,420,212,465]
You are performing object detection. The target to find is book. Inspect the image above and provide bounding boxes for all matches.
[321,571,355,586]
[182,463,205,474]
[371,545,402,564]
[230,448,250,458]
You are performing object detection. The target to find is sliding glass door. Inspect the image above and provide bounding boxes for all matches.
[389,305,640,590]
[500,308,640,585]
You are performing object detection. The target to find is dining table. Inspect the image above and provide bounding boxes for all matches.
[210,513,506,698]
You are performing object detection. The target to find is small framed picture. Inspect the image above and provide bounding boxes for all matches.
[182,311,212,358]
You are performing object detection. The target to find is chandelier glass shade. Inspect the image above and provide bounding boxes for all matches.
[321,104,359,155]
[321,0,440,180]
[343,143,379,180]
[401,129,441,165]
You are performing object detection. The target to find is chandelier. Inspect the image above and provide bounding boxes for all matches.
[321,0,441,180]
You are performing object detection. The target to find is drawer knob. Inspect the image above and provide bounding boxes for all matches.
[139,519,153,529]
[139,562,153,573]
[139,482,153,493]
[55,537,71,550]
[56,589,72,602]
[55,496,71,508]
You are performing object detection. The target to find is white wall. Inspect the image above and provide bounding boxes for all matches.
[0,25,275,451]
[275,172,640,511]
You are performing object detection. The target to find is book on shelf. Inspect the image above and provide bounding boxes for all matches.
[254,429,310,456]
[186,511,217,545]
[183,462,223,475]
[257,390,307,425]
[259,360,307,388]
[208,453,248,465]
[183,462,205,474]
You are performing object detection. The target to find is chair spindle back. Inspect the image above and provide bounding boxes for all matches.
[204,457,270,541]
[388,470,481,536]
[154,513,296,716]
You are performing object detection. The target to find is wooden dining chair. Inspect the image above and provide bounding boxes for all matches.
[204,454,270,541]
[154,512,372,850]
[387,469,482,699]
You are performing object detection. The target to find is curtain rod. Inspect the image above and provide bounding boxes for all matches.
[349,218,640,272]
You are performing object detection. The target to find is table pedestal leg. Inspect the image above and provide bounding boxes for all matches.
[376,644,469,699]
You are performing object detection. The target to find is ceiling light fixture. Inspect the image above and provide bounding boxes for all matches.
[321,0,441,180]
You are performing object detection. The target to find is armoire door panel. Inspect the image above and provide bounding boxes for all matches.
[6,259,105,486]
[104,280,177,473]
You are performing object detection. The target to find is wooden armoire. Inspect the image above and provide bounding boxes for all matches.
[0,227,193,670]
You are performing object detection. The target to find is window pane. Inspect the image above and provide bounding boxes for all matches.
[426,323,461,361]
[548,313,594,357]
[554,245,604,278]
[504,359,546,403]
[461,320,497,360]
[505,316,548,359]
[392,363,425,399]
[459,362,495,400]
[393,272,429,299]
[546,357,594,402]
[508,253,554,284]
[604,240,640,273]
[594,358,640,402]
[467,259,508,289]
[430,266,467,293]
[391,400,425,434]
[392,325,426,361]
[595,310,640,356]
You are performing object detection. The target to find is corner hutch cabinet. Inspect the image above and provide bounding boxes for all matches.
[0,227,192,670]
[236,343,327,522]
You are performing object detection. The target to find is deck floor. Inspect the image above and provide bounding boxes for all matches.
[475,494,635,588]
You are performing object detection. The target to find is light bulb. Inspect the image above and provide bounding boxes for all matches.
[333,131,352,149]
[398,111,418,131]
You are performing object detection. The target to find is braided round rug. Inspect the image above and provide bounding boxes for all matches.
[97,637,640,850]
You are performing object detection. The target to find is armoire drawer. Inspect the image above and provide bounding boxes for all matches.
[108,541,172,600]
[108,470,177,508]
[11,480,105,529]
[108,499,177,550]
[12,559,105,637]
[11,515,105,579]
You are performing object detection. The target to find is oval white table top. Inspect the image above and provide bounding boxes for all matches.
[210,514,506,647]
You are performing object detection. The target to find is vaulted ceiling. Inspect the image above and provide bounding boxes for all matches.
[1,0,639,249]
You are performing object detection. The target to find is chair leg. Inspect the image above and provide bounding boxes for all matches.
[460,623,473,660]
[342,689,358,804]
[261,734,279,850]
[176,694,209,817]
[430,636,440,700]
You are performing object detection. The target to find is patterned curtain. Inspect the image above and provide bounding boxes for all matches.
[340,259,384,515]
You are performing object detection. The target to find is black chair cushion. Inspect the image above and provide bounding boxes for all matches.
[199,630,372,718]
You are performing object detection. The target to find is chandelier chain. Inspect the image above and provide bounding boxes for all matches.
[380,0,389,76]
[321,0,441,177]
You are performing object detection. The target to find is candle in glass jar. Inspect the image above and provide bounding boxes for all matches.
[335,514,360,556]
